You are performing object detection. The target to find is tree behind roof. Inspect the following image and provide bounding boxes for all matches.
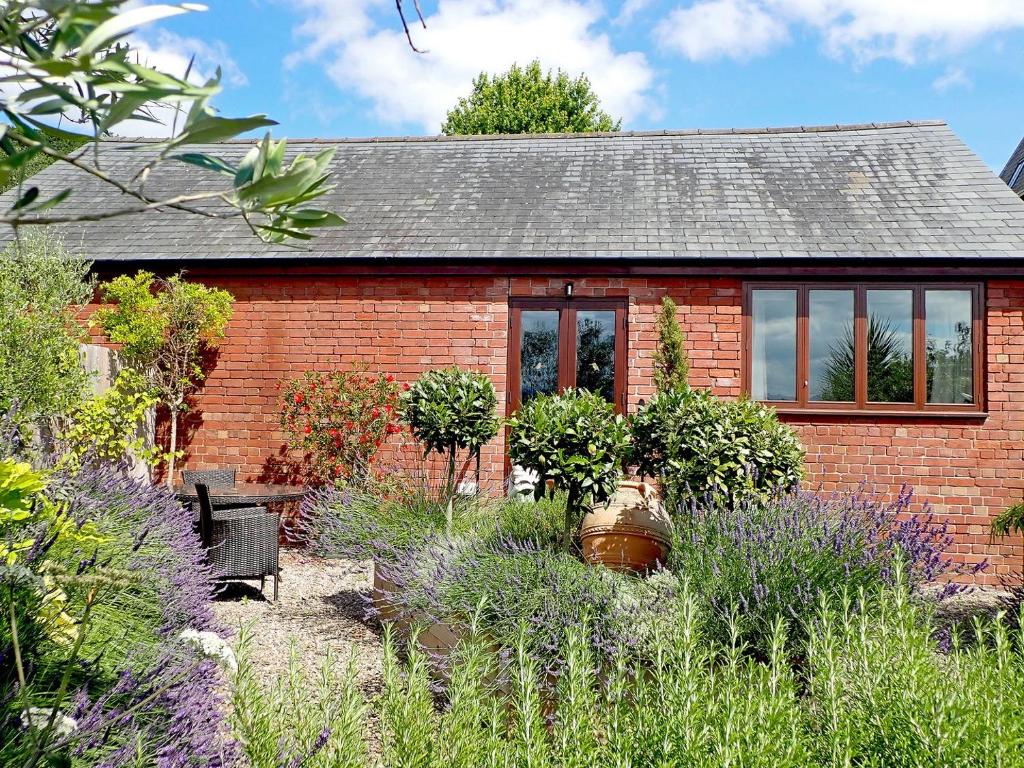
[442,60,620,136]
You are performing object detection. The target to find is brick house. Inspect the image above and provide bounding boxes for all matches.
[23,120,1024,581]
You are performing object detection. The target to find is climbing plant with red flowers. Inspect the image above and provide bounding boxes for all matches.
[279,367,402,483]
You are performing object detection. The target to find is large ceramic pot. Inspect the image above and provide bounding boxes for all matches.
[580,481,673,573]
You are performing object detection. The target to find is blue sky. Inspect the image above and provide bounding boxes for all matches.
[129,0,1024,171]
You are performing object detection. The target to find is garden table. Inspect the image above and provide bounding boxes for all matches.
[174,482,307,507]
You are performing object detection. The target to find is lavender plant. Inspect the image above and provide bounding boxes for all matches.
[1,459,237,766]
[670,486,985,654]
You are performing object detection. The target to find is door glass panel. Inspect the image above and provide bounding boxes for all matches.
[867,290,914,403]
[576,310,616,402]
[926,290,973,404]
[809,289,855,402]
[751,289,796,401]
[520,310,560,403]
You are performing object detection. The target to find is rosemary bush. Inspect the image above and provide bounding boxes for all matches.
[230,627,367,768]
[368,575,1024,768]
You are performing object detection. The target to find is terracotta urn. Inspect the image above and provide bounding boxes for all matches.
[580,481,673,573]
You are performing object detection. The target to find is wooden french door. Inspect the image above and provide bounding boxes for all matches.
[507,298,628,414]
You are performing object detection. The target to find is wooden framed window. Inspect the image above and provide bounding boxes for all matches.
[507,298,628,413]
[742,282,984,415]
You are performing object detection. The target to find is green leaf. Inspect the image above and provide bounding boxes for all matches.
[170,115,276,147]
[171,152,237,177]
[79,4,202,57]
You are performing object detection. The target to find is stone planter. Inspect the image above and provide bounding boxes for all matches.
[371,560,403,625]
[580,481,673,573]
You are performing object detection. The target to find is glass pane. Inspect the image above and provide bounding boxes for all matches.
[751,290,796,401]
[520,310,560,403]
[926,290,973,404]
[576,310,616,402]
[867,290,914,403]
[809,290,855,402]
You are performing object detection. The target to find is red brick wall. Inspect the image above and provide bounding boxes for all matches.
[117,272,1023,583]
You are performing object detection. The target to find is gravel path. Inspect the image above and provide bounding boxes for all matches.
[212,550,385,699]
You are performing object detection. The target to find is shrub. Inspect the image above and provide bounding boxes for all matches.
[991,501,1024,539]
[630,388,803,506]
[382,536,621,673]
[507,389,630,551]
[280,367,402,484]
[0,458,236,766]
[230,627,368,768]
[0,231,92,434]
[652,296,688,393]
[96,272,234,487]
[300,478,479,562]
[669,487,983,654]
[302,473,566,566]
[57,368,165,472]
[376,577,1024,768]
[402,367,500,495]
[807,577,1024,767]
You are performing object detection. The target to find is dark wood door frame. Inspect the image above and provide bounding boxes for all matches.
[506,297,628,416]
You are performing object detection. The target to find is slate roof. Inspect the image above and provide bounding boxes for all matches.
[7,120,1024,263]
[999,136,1024,196]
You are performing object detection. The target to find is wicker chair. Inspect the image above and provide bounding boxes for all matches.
[195,483,280,601]
[183,467,237,488]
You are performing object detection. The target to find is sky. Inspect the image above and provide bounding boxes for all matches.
[123,0,1024,171]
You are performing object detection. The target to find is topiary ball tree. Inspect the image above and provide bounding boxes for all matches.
[630,388,804,509]
[507,389,631,552]
[402,367,500,500]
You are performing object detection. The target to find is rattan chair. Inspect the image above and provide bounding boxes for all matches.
[183,467,237,488]
[195,483,280,601]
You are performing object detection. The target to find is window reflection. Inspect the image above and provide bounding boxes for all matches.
[751,290,796,401]
[809,290,855,401]
[576,310,616,402]
[867,290,914,403]
[926,290,973,404]
[520,311,559,402]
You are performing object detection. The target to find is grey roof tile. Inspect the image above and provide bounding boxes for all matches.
[5,121,1024,262]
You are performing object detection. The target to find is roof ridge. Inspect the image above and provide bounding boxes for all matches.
[98,119,948,145]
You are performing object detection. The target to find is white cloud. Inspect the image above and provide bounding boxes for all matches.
[656,0,788,61]
[932,66,972,94]
[614,0,656,26]
[656,0,1024,64]
[110,30,248,137]
[287,0,656,132]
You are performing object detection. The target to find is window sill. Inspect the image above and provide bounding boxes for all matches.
[772,407,987,420]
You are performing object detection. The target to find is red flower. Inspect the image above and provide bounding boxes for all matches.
[386,374,395,383]
[402,383,411,391]
[370,408,381,419]
[294,393,304,404]
[345,421,354,430]
[329,428,338,437]
[304,424,312,434]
